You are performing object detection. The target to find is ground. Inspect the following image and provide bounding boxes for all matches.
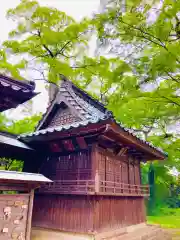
[147,216,180,239]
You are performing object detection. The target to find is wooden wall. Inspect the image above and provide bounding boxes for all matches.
[94,196,146,232]
[39,148,92,181]
[38,145,141,188]
[32,194,146,234]
[32,194,94,233]
[95,147,141,188]
[34,146,145,234]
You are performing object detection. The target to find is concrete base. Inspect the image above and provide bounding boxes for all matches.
[31,224,172,240]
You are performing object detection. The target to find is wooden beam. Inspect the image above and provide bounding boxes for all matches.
[117,147,128,156]
[49,142,62,152]
[76,137,87,149]
[62,139,75,151]
[0,184,28,192]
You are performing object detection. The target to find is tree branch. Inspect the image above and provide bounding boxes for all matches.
[42,44,54,58]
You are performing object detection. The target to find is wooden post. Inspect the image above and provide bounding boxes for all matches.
[95,170,100,193]
[26,189,34,240]
[91,144,100,193]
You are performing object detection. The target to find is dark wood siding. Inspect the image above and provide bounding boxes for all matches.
[39,149,92,181]
[94,196,146,232]
[33,194,94,233]
[95,147,141,188]
[33,195,146,233]
[35,147,145,234]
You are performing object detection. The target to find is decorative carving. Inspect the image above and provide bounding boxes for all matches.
[2,227,8,233]
[12,232,18,239]
[0,195,29,240]
[4,206,11,220]
[18,232,24,240]
[14,201,23,207]
[7,201,14,206]
[14,219,20,225]
[22,205,27,209]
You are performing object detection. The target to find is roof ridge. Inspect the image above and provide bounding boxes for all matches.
[60,80,108,120]
[69,80,112,116]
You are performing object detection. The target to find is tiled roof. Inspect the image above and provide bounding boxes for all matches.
[20,79,167,157]
[0,74,36,92]
[36,80,111,130]
[19,119,167,157]
[20,118,102,137]
[0,131,33,150]
[0,74,38,111]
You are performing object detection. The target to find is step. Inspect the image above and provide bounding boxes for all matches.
[113,225,171,240]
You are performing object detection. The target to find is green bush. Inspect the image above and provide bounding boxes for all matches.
[155,207,180,216]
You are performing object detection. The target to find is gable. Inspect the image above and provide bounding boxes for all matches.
[37,80,110,131]
[45,102,80,128]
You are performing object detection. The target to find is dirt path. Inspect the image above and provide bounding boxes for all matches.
[166,229,180,240]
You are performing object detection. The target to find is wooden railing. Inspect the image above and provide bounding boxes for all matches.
[99,181,149,196]
[38,180,149,197]
[39,180,95,194]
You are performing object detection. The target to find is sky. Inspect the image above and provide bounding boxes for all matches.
[1,0,100,117]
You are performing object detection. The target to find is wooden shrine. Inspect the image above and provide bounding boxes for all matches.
[0,170,51,240]
[18,79,167,240]
[0,74,38,162]
[0,74,54,240]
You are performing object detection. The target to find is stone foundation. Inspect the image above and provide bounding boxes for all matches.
[31,224,172,240]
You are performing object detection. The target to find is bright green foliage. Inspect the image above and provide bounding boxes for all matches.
[0,114,41,172]
[0,158,23,171]
[0,49,25,79]
[1,0,180,212]
[2,0,132,90]
[3,0,92,83]
[94,0,180,165]
[0,114,41,135]
[7,114,41,135]
[93,0,180,213]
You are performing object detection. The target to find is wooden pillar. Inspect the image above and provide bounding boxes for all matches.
[26,189,34,240]
[92,144,100,193]
[95,171,100,193]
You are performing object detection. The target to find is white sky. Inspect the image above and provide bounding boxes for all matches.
[1,0,100,117]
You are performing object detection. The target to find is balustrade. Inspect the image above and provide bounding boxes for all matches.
[38,180,149,196]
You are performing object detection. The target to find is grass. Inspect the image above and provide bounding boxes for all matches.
[147,216,180,229]
[147,216,180,239]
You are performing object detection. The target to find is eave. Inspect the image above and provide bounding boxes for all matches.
[19,120,166,161]
[0,74,38,112]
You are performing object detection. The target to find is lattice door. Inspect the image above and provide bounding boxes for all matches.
[114,159,122,193]
[105,156,115,193]
[98,152,106,192]
[134,162,141,185]
[121,161,128,184]
[129,163,135,185]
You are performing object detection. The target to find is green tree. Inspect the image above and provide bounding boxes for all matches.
[5,114,41,135]
[93,0,180,213]
[93,0,180,165]
[2,0,133,94]
[2,1,179,212]
[2,0,94,85]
